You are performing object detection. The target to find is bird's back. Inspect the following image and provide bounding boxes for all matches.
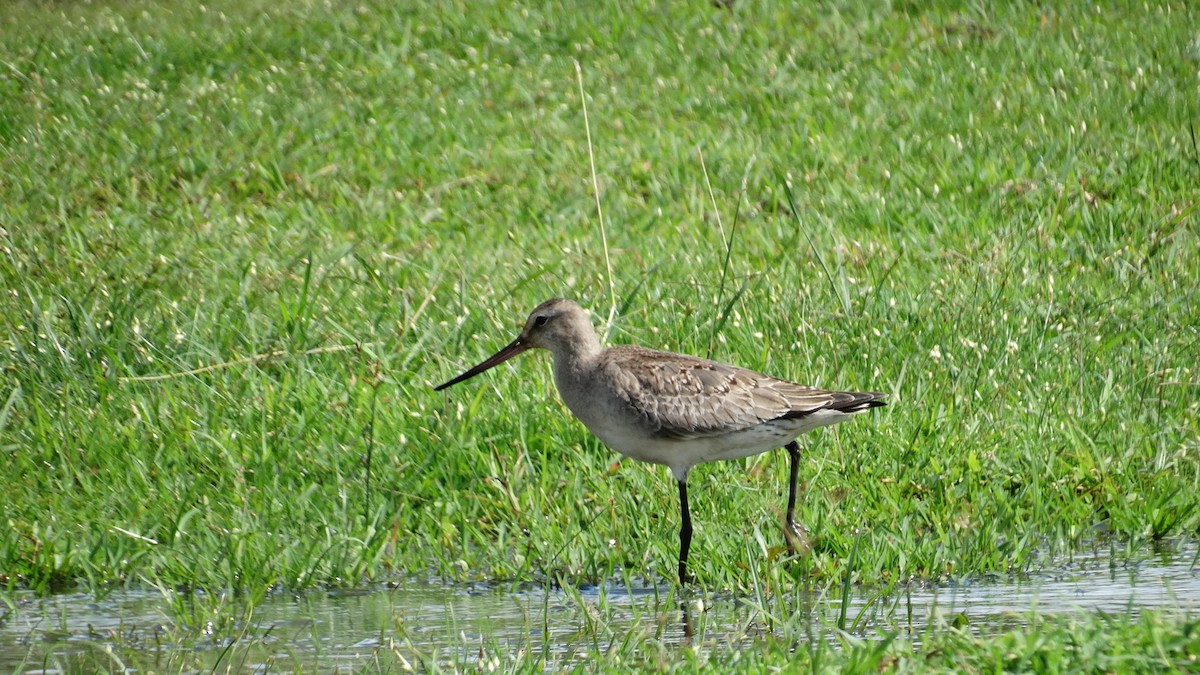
[581,344,884,442]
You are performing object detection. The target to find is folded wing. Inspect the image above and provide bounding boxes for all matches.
[602,346,885,440]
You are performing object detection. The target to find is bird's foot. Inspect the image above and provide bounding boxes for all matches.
[677,563,695,585]
[784,520,813,557]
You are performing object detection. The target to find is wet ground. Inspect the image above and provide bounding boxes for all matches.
[2,541,1197,672]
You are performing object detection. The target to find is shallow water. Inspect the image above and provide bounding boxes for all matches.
[2,542,1196,672]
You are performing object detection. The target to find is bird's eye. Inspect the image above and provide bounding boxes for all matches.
[533,315,549,327]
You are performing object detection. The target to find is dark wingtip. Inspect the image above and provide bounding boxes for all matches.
[834,391,888,413]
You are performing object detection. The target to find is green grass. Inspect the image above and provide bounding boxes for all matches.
[1,0,1198,668]
[6,589,1199,672]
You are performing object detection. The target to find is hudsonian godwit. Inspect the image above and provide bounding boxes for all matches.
[435,298,886,583]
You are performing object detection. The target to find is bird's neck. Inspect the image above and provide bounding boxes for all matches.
[551,331,602,376]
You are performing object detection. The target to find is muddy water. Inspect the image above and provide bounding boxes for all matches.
[2,543,1196,672]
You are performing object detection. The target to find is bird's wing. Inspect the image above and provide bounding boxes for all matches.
[602,346,875,440]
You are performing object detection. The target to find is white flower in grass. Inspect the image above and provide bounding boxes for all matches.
[959,337,988,353]
[929,345,942,362]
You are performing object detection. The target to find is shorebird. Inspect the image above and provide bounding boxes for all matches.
[435,298,885,583]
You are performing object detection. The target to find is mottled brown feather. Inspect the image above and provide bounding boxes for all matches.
[435,298,887,584]
[600,345,883,440]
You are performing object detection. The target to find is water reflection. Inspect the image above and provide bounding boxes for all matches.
[1,542,1196,671]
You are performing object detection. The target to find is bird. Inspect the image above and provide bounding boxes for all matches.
[434,298,886,583]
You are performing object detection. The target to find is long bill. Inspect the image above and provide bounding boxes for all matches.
[434,337,531,391]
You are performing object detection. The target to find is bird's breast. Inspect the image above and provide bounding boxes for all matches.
[553,362,654,452]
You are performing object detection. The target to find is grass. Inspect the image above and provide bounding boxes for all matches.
[5,585,1199,672]
[1,0,1198,669]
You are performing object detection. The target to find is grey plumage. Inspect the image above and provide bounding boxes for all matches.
[435,297,886,583]
[598,345,885,441]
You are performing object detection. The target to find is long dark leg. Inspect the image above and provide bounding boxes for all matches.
[784,441,811,555]
[677,478,693,584]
